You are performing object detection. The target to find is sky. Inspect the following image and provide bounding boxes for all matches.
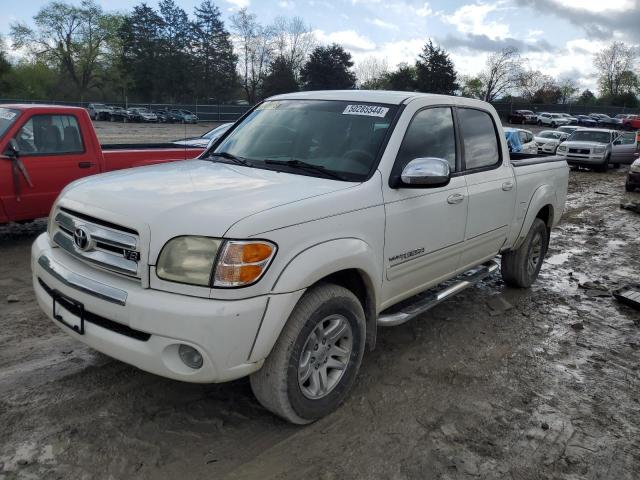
[1,0,639,93]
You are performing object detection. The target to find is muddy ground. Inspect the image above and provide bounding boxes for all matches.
[1,165,639,479]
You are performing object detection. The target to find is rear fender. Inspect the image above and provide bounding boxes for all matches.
[512,185,557,250]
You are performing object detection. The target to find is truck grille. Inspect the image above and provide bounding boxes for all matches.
[569,148,590,155]
[52,208,141,278]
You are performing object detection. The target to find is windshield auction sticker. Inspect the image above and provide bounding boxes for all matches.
[0,110,17,121]
[343,104,389,117]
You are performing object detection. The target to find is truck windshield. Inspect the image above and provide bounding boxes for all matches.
[568,131,611,143]
[212,100,398,181]
[0,108,20,139]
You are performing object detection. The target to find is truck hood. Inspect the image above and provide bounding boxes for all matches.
[59,160,356,239]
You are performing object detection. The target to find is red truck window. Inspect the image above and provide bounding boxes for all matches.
[15,114,85,155]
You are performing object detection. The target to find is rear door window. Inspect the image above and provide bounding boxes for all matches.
[458,108,501,170]
[15,115,84,155]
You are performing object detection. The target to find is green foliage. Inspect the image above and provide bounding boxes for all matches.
[415,40,458,95]
[11,0,119,97]
[2,62,58,99]
[576,89,596,105]
[380,64,417,91]
[460,76,483,99]
[300,44,356,90]
[261,57,299,98]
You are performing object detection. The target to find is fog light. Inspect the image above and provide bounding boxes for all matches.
[178,344,203,369]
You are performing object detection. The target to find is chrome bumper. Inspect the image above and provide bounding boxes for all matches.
[37,254,128,306]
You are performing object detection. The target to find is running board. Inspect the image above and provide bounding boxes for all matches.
[377,260,499,327]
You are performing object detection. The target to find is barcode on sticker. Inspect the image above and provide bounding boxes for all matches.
[343,105,389,117]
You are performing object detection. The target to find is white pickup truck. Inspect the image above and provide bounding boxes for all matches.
[32,91,568,424]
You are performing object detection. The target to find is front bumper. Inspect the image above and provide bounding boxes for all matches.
[31,233,301,383]
[562,153,607,166]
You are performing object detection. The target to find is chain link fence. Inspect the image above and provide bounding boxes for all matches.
[0,99,251,122]
[2,98,638,122]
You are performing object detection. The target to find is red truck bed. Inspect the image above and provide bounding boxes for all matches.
[0,104,204,224]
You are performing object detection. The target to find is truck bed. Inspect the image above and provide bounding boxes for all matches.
[509,152,566,167]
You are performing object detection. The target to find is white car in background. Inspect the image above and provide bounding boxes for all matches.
[537,112,571,128]
[557,125,580,136]
[534,130,570,154]
[172,123,233,148]
[558,113,577,125]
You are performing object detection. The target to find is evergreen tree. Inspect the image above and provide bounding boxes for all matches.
[120,4,164,102]
[382,63,417,91]
[300,44,355,90]
[192,0,238,102]
[415,40,458,95]
[157,0,192,101]
[261,56,299,98]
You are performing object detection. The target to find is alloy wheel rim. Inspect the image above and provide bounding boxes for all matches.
[527,232,543,276]
[298,314,353,400]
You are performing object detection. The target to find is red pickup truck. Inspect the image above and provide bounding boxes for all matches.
[622,115,640,131]
[0,104,204,224]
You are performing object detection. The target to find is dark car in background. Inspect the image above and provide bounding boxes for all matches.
[155,109,181,123]
[576,115,598,127]
[508,109,537,125]
[589,113,619,128]
[109,107,141,123]
[170,109,199,124]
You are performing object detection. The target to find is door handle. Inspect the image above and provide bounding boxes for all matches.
[78,162,94,169]
[502,181,514,191]
[447,193,465,205]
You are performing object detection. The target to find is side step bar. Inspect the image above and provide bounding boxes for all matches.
[377,260,499,327]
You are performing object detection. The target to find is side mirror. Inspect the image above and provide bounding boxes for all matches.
[4,138,19,158]
[400,157,451,188]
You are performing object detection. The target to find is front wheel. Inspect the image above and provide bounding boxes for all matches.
[501,218,549,288]
[250,283,366,424]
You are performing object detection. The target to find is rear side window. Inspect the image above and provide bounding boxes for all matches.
[14,115,84,155]
[395,107,457,172]
[458,108,500,170]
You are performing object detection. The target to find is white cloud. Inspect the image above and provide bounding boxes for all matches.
[225,0,250,9]
[348,38,425,70]
[366,18,398,30]
[442,3,509,40]
[314,29,376,51]
[548,0,635,12]
[278,0,295,8]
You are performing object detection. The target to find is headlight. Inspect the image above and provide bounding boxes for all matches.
[156,237,276,288]
[557,145,567,152]
[631,163,640,173]
[157,236,222,286]
[593,146,606,154]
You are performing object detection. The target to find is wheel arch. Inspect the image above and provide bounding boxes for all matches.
[249,238,382,363]
[511,185,557,250]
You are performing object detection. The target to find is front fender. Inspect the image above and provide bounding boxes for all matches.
[513,184,557,250]
[248,238,382,363]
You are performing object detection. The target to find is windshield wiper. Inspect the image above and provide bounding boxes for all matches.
[208,151,250,166]
[262,159,347,181]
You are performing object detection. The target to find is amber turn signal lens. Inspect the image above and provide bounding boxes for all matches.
[242,243,273,263]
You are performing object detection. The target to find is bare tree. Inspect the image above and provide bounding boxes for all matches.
[477,47,522,102]
[271,16,315,78]
[231,8,274,104]
[557,78,579,104]
[517,69,556,101]
[11,0,117,97]
[594,41,636,97]
[355,56,389,87]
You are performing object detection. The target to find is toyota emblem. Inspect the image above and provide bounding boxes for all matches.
[73,227,92,251]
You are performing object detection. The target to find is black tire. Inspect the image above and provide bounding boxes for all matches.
[501,218,548,288]
[250,283,366,424]
[626,182,634,192]
[595,155,609,172]
[551,122,556,128]
[537,120,542,126]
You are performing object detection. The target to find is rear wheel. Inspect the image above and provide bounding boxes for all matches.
[501,218,548,288]
[250,283,366,424]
